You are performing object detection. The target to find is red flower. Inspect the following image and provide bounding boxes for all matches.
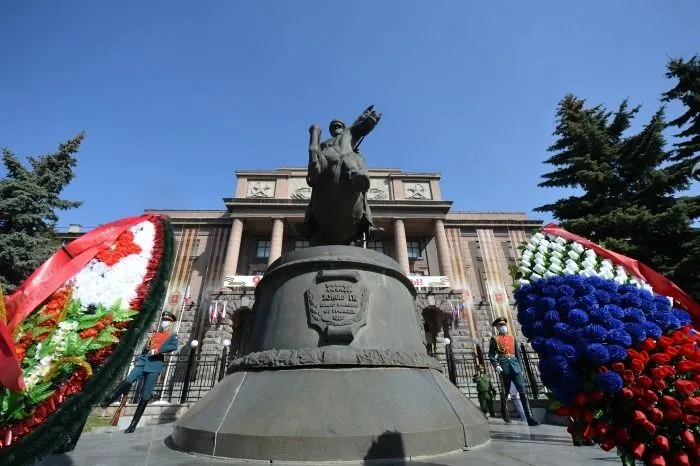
[673,331,686,343]
[612,362,626,372]
[641,420,656,435]
[678,360,696,373]
[574,393,588,406]
[651,353,672,364]
[620,387,634,400]
[638,375,653,388]
[652,367,668,380]
[630,358,646,372]
[595,421,609,437]
[645,390,659,403]
[657,336,673,348]
[648,453,666,466]
[648,407,664,423]
[615,427,630,444]
[632,410,647,423]
[682,413,699,425]
[680,343,696,358]
[665,407,683,421]
[671,451,690,466]
[630,441,646,459]
[680,429,695,448]
[684,397,700,412]
[582,410,595,423]
[654,380,667,390]
[640,338,657,352]
[589,390,604,402]
[675,380,698,396]
[599,437,616,451]
[654,435,670,452]
[623,370,637,384]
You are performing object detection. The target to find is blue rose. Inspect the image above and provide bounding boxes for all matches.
[643,321,662,339]
[593,289,612,304]
[623,322,647,345]
[653,295,672,312]
[590,308,614,328]
[553,322,576,342]
[583,323,609,342]
[557,285,576,298]
[544,310,561,326]
[608,318,625,329]
[568,309,589,327]
[602,304,625,320]
[542,285,559,297]
[607,329,633,347]
[586,343,611,365]
[537,297,557,315]
[576,295,599,312]
[598,371,623,393]
[638,289,653,301]
[672,308,692,326]
[598,279,619,293]
[531,336,547,354]
[623,307,647,324]
[607,344,627,362]
[619,284,640,295]
[556,296,576,316]
[533,321,551,338]
[652,310,681,331]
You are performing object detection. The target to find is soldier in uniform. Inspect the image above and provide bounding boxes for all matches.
[472,365,497,418]
[100,312,179,433]
[488,316,540,426]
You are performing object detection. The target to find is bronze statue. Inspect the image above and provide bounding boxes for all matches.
[303,105,384,246]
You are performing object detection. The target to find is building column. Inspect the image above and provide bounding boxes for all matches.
[269,218,284,265]
[221,218,244,282]
[434,219,454,285]
[393,219,410,275]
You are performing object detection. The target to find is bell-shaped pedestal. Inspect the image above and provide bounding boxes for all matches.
[171,246,489,461]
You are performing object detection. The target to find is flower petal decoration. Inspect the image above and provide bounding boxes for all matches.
[0,214,174,466]
[513,224,700,466]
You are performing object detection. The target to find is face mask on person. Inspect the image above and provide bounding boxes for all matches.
[160,321,170,331]
[498,325,508,335]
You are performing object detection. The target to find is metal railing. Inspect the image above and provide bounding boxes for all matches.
[442,343,545,399]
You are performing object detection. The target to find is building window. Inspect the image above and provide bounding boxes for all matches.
[294,240,310,250]
[191,238,201,256]
[406,240,421,259]
[256,240,271,258]
[366,241,385,254]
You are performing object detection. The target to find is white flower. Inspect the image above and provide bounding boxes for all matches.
[518,279,530,286]
[544,271,558,279]
[571,242,585,253]
[551,250,564,260]
[530,272,543,281]
[600,260,614,271]
[549,263,563,274]
[584,249,597,259]
[520,266,532,275]
[568,250,580,261]
[58,321,78,331]
[550,243,566,254]
[550,256,562,266]
[533,264,547,275]
[532,232,546,242]
[526,242,537,252]
[554,237,568,246]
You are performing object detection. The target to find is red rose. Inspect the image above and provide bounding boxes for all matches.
[595,421,609,437]
[574,393,588,406]
[620,387,634,400]
[640,351,650,362]
[684,397,700,412]
[675,380,698,396]
[635,398,653,411]
[632,410,647,423]
[680,429,696,448]
[589,390,604,402]
[651,353,672,364]
[628,348,641,359]
[680,343,696,358]
[630,441,646,459]
[615,427,630,444]
[666,346,680,358]
[640,338,657,352]
[671,451,690,466]
[678,360,696,373]
[612,362,626,372]
[649,453,666,466]
[645,390,659,403]
[641,420,656,435]
[638,375,653,388]
[654,380,667,390]
[599,437,616,451]
[648,407,664,423]
[673,331,686,343]
[665,407,682,421]
[682,413,699,425]
[624,370,637,384]
[582,411,595,423]
[657,336,673,348]
[630,358,646,373]
[652,367,667,380]
[654,435,670,453]
[663,366,677,377]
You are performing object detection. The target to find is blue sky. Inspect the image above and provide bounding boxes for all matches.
[1,1,699,229]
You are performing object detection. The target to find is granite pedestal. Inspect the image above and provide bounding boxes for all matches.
[171,246,489,461]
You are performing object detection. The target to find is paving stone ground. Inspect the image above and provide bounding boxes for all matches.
[38,419,620,466]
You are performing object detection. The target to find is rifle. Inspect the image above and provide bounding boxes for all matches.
[110,393,129,426]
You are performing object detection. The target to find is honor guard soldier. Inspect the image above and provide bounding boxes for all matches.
[488,317,540,426]
[100,312,179,433]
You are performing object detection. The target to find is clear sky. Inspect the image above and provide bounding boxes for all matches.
[1,1,699,229]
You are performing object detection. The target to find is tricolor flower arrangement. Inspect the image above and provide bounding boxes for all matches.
[512,224,700,466]
[0,214,174,466]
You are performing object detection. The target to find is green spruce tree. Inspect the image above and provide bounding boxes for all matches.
[663,55,700,176]
[536,94,700,301]
[0,133,85,291]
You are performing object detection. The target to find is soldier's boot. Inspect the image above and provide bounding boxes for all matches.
[521,397,540,426]
[125,399,149,434]
[100,381,131,408]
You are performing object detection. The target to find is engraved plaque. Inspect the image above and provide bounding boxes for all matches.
[306,270,369,343]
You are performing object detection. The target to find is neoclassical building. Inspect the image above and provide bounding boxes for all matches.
[92,166,542,358]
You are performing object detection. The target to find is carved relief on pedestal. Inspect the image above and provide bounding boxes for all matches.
[247,180,276,198]
[403,181,432,200]
[288,177,312,200]
[366,178,390,200]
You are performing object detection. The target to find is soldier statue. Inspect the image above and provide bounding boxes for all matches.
[303,105,384,246]
[488,316,540,426]
[100,312,179,433]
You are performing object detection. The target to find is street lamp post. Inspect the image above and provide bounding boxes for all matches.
[444,337,458,386]
[180,339,199,404]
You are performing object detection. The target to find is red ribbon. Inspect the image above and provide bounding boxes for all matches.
[542,224,700,327]
[0,214,164,392]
